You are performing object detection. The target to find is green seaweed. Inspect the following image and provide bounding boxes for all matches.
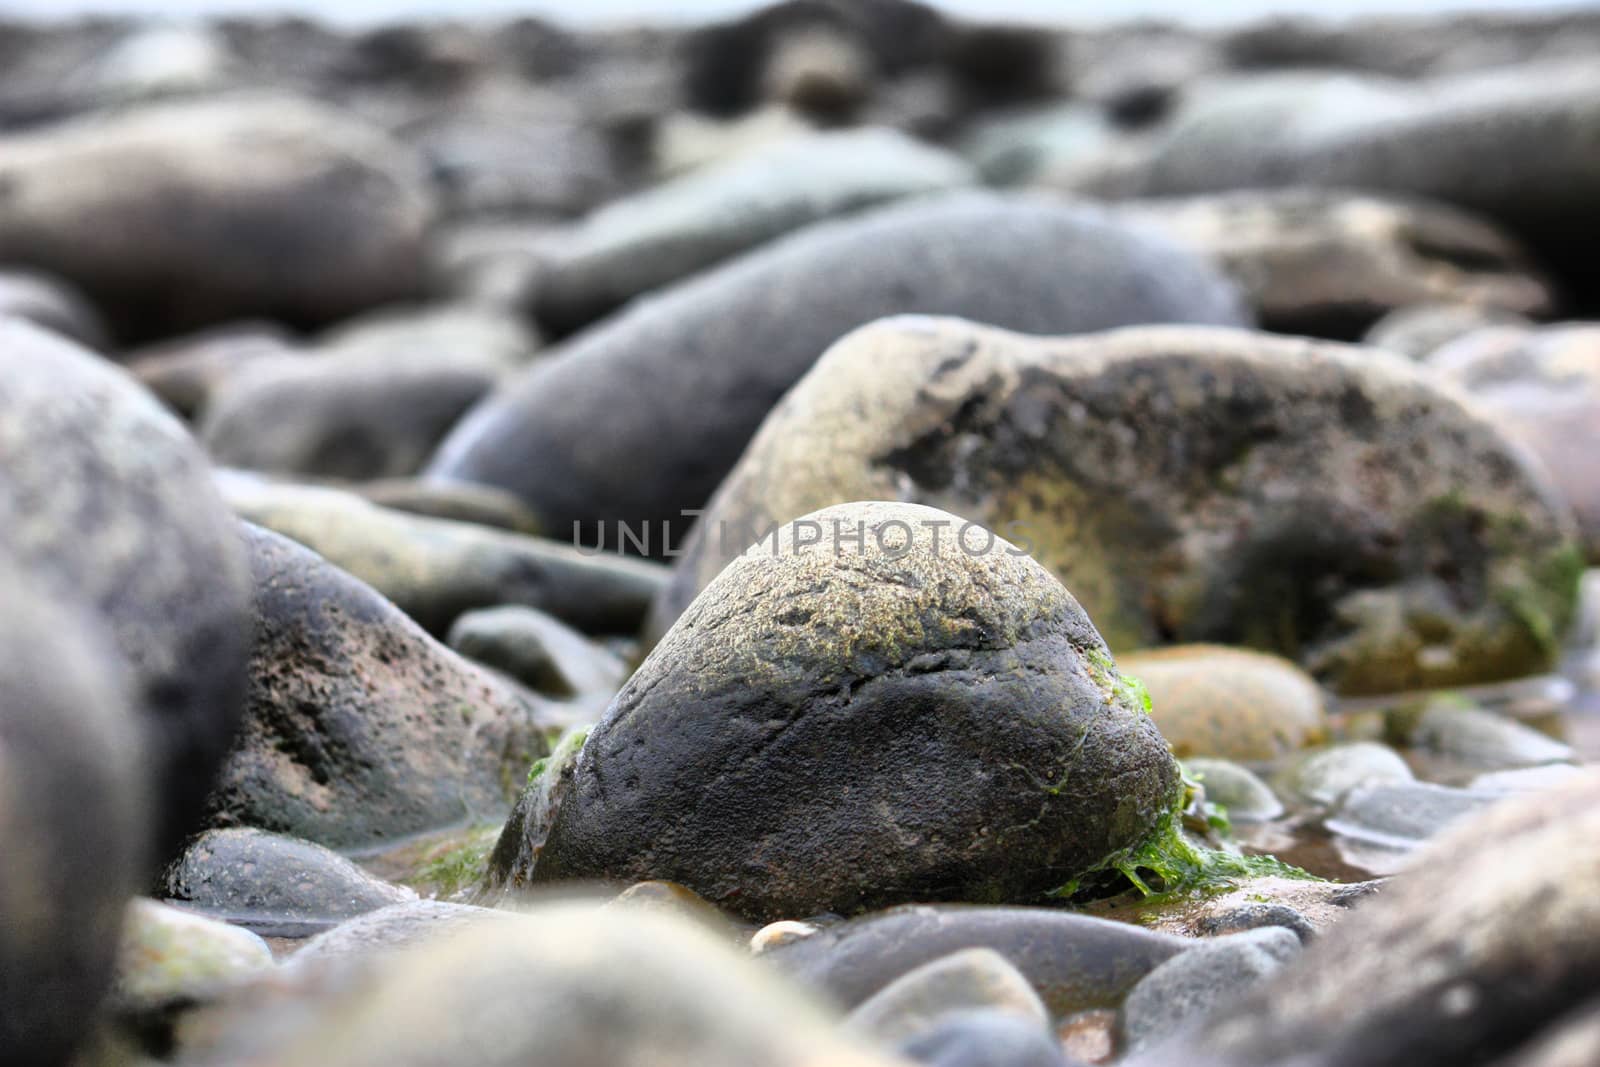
[1083,647,1152,715]
[1493,540,1585,661]
[413,825,501,899]
[525,726,589,788]
[1049,762,1316,906]
[1049,807,1316,904]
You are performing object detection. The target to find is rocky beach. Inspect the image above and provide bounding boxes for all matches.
[3,3,1600,1065]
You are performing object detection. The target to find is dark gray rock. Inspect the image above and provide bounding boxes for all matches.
[199,305,536,481]
[1185,769,1600,1067]
[534,127,974,333]
[766,904,1190,1017]
[659,318,1581,694]
[203,524,550,849]
[161,828,415,932]
[425,192,1249,543]
[221,480,666,637]
[1324,781,1502,849]
[518,501,1182,922]
[1121,928,1301,1052]
[0,318,251,860]
[0,561,147,1067]
[0,94,435,342]
[447,605,628,700]
[285,900,512,970]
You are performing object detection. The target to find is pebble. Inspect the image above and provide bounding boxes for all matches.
[0,267,106,347]
[0,559,148,1067]
[764,904,1190,1017]
[751,921,821,955]
[1184,759,1285,822]
[1363,302,1532,361]
[1277,742,1416,807]
[221,479,667,637]
[1121,928,1301,1052]
[1408,697,1574,769]
[191,902,902,1067]
[1324,781,1503,849]
[844,947,1050,1046]
[1119,646,1327,762]
[199,305,537,481]
[161,828,416,935]
[447,604,628,702]
[1190,770,1600,1067]
[112,899,274,1012]
[896,1010,1070,1067]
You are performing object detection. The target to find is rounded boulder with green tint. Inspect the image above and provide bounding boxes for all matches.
[655,318,1582,695]
[526,501,1181,923]
[1119,645,1328,763]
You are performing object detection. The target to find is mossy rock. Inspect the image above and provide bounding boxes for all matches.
[655,318,1581,695]
[1120,645,1327,762]
[512,501,1181,923]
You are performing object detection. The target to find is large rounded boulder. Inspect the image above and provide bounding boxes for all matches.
[0,318,252,860]
[426,192,1248,544]
[657,318,1580,695]
[0,561,149,1067]
[516,500,1182,922]
[0,94,434,341]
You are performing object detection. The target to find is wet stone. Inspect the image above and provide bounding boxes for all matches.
[1277,742,1416,807]
[161,829,416,936]
[1185,759,1285,822]
[1324,780,1504,850]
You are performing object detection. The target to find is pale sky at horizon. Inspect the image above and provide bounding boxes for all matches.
[2,0,1593,28]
